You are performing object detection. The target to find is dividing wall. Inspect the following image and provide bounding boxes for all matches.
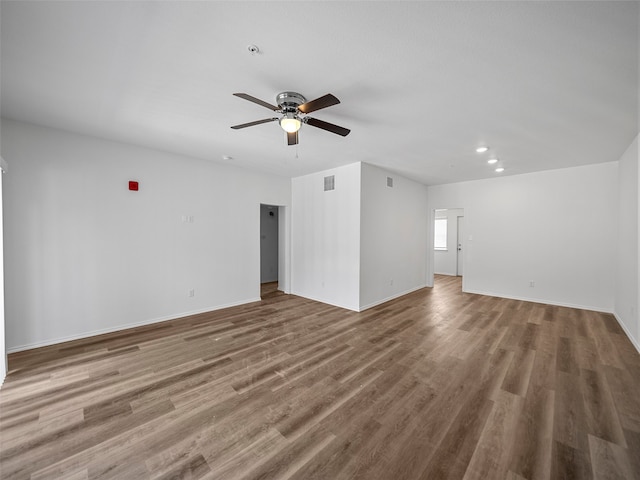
[615,134,639,350]
[291,162,428,311]
[360,163,428,309]
[291,163,361,311]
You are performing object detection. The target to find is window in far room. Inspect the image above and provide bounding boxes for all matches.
[434,217,447,250]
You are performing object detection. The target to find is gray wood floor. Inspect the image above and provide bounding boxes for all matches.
[1,275,639,479]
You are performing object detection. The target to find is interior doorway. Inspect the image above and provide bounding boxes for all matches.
[260,204,284,299]
[431,207,465,290]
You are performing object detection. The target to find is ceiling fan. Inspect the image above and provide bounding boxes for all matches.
[230,91,350,146]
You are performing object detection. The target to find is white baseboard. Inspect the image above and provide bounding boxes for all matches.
[359,284,429,311]
[293,285,430,313]
[289,292,358,312]
[462,288,614,314]
[6,297,261,354]
[613,312,640,355]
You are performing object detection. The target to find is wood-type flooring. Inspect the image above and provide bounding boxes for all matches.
[1,275,639,479]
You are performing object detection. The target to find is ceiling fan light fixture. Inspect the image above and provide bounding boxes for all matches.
[231,92,349,144]
[280,114,301,133]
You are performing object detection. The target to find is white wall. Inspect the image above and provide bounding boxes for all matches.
[428,162,618,312]
[278,205,290,294]
[291,163,361,311]
[1,119,291,352]
[637,3,640,353]
[433,208,464,276]
[615,134,639,350]
[360,163,428,309]
[0,157,6,383]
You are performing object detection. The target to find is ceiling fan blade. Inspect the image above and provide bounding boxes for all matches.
[233,93,279,111]
[305,117,351,137]
[298,93,340,114]
[230,118,278,129]
[287,131,298,146]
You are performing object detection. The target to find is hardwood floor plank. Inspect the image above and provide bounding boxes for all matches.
[623,428,640,477]
[241,424,336,480]
[462,390,525,480]
[586,313,625,370]
[335,379,437,479]
[203,428,287,479]
[580,368,627,447]
[288,418,382,480]
[554,370,590,451]
[588,434,635,480]
[602,365,640,433]
[1,276,639,479]
[1,399,175,479]
[557,336,581,375]
[501,348,536,397]
[152,453,211,480]
[276,368,384,441]
[552,440,594,480]
[508,388,555,480]
[32,467,89,480]
[270,344,354,392]
[417,393,494,479]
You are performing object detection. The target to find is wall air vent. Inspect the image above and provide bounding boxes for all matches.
[324,175,335,191]
[387,177,394,187]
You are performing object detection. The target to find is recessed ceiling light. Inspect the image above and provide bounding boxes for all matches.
[495,167,505,173]
[222,155,233,161]
[476,146,489,153]
[488,158,498,164]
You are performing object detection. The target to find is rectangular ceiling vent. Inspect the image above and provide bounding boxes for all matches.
[387,176,394,188]
[324,175,335,191]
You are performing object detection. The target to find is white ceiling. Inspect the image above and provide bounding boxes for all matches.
[1,1,638,185]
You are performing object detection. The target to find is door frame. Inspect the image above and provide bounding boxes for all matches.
[428,207,465,290]
[259,203,291,295]
[456,215,464,276]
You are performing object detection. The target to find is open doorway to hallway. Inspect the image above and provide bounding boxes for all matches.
[260,204,285,300]
[433,208,465,291]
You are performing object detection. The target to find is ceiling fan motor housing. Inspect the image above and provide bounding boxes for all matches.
[276,92,307,112]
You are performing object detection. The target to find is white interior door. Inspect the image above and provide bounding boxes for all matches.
[456,216,464,276]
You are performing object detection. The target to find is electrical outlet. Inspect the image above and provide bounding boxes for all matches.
[390,279,394,286]
[529,281,535,288]
[188,289,195,297]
